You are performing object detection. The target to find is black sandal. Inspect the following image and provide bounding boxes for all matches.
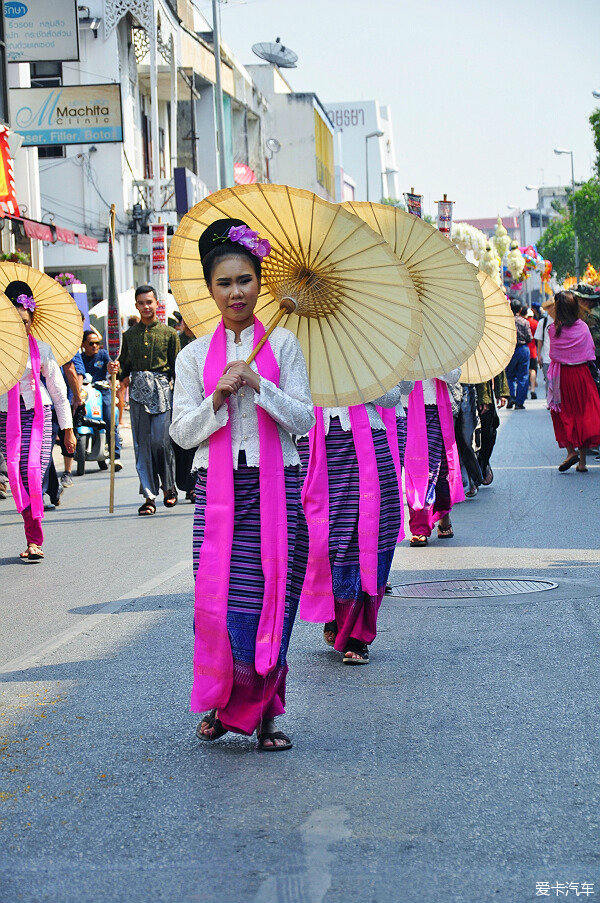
[343,638,369,665]
[196,709,227,742]
[138,499,156,516]
[437,523,454,539]
[323,620,338,647]
[257,730,293,752]
[409,534,428,547]
[163,490,178,508]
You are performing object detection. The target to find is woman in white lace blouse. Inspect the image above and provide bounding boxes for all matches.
[170,218,314,752]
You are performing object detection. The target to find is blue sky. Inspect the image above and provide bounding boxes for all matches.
[211,0,599,220]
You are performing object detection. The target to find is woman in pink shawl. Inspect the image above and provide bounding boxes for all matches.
[170,219,314,751]
[547,291,600,473]
[0,284,75,560]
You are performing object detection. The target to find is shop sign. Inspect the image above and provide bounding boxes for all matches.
[4,0,79,63]
[10,84,123,146]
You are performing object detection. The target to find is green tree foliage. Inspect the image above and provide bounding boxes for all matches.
[590,109,600,177]
[539,178,600,279]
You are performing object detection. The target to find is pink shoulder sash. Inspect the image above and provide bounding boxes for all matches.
[435,379,465,506]
[191,318,287,712]
[404,381,429,510]
[300,404,380,623]
[6,334,44,520]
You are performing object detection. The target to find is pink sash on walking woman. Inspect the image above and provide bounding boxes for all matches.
[435,379,465,506]
[191,318,288,712]
[300,405,380,623]
[404,379,465,512]
[6,334,44,520]
[376,405,405,542]
[404,381,429,510]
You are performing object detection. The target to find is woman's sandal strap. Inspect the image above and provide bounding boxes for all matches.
[257,731,293,751]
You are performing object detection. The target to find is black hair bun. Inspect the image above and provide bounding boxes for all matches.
[198,218,248,262]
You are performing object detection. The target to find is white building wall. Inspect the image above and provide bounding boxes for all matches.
[325,100,400,203]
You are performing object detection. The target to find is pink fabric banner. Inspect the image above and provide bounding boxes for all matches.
[191,318,287,713]
[6,335,44,520]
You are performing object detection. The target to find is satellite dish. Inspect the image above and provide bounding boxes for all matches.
[252,37,298,68]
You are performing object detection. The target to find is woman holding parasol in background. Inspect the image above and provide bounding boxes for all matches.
[0,271,81,560]
[170,218,315,751]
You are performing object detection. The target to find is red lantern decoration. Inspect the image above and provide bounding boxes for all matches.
[0,127,19,216]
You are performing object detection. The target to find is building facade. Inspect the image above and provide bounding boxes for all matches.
[325,100,400,203]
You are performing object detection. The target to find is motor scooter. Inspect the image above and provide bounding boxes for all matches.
[74,374,115,475]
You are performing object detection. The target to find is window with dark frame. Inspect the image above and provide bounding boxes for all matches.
[30,62,65,158]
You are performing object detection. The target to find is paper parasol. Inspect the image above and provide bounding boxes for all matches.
[169,184,423,407]
[341,201,486,380]
[460,271,516,384]
[0,291,28,394]
[0,262,83,366]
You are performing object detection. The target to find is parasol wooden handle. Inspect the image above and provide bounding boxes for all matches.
[246,297,297,365]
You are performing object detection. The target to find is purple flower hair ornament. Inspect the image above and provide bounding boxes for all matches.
[226,224,271,259]
[16,293,36,312]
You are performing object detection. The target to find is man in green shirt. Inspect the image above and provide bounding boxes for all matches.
[108,285,180,515]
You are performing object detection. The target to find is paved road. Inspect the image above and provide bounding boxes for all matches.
[1,400,599,903]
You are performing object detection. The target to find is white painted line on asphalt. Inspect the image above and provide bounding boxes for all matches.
[0,559,190,675]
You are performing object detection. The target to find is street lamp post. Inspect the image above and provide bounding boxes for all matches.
[525,185,544,306]
[365,131,384,202]
[554,147,580,281]
[212,0,228,190]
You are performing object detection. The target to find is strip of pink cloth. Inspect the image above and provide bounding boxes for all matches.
[435,379,465,507]
[404,381,429,510]
[191,318,287,713]
[6,334,44,520]
[376,406,405,542]
[300,404,380,623]
[404,379,465,516]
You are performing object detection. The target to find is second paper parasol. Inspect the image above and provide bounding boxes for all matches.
[341,201,486,380]
[0,291,28,395]
[168,184,423,407]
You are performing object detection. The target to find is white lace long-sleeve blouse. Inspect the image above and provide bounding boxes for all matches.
[0,339,73,429]
[319,384,403,435]
[399,369,462,409]
[169,324,315,470]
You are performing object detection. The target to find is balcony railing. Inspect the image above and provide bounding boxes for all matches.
[132,178,176,213]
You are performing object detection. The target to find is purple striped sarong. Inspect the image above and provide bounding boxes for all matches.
[397,406,450,537]
[192,461,305,736]
[0,403,52,546]
[297,417,401,650]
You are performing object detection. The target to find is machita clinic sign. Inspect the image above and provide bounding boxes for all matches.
[4,0,79,63]
[9,84,123,146]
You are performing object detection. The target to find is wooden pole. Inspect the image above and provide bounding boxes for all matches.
[246,297,297,365]
[108,204,117,515]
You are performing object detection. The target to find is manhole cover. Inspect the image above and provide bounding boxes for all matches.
[390,578,558,599]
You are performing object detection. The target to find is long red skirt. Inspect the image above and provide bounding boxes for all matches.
[550,363,600,449]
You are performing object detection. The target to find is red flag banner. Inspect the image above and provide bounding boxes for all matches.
[149,222,168,323]
[23,219,53,242]
[78,234,98,252]
[55,226,76,244]
[0,127,19,216]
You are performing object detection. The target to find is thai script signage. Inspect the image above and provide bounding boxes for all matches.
[150,222,168,324]
[4,0,79,63]
[9,84,123,146]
